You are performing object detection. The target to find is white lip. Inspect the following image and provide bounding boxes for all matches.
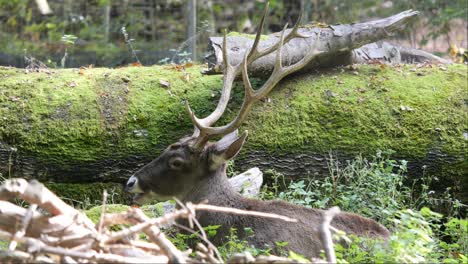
[126,175,144,193]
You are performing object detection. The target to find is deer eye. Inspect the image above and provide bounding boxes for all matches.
[169,158,184,170]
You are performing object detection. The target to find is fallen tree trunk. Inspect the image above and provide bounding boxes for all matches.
[0,64,466,202]
[204,10,449,76]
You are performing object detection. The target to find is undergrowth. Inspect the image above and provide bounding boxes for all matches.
[158,150,468,262]
[2,150,466,262]
[258,150,467,263]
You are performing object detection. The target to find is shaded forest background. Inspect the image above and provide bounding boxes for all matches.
[0,0,466,68]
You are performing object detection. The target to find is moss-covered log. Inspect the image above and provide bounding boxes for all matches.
[0,64,466,201]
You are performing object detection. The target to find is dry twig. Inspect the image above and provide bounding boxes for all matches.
[319,206,341,263]
[9,204,37,250]
[0,178,308,264]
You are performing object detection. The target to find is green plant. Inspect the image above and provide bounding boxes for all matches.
[261,151,410,222]
[259,151,467,263]
[226,160,240,177]
[438,218,468,262]
[176,50,192,64]
[60,34,77,68]
[0,240,8,250]
[259,169,287,200]
[274,241,288,256]
[121,26,141,64]
[218,227,272,259]
[261,150,466,224]
[168,225,272,260]
[334,207,467,263]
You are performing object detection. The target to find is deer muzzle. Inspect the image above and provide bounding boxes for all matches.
[125,175,143,194]
[125,175,151,203]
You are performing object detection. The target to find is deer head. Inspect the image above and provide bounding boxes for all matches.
[125,3,318,203]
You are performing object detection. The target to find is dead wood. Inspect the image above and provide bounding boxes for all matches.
[0,178,333,263]
[204,10,449,76]
[319,206,341,263]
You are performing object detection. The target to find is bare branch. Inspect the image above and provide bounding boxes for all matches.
[97,190,108,234]
[192,203,298,222]
[0,179,97,233]
[0,229,168,263]
[131,208,186,263]
[320,206,341,263]
[9,203,37,250]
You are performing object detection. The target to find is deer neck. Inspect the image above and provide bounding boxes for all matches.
[182,164,243,207]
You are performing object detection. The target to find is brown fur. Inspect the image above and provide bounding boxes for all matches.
[180,164,390,258]
[126,137,390,259]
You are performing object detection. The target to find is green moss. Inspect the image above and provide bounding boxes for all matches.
[227,31,269,40]
[0,64,466,171]
[141,203,166,218]
[0,240,7,249]
[0,65,223,166]
[84,203,165,224]
[241,64,467,158]
[85,204,131,223]
[45,182,132,208]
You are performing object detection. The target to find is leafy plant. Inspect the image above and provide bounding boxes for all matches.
[226,160,240,178]
[121,26,141,64]
[168,225,273,260]
[60,34,77,68]
[260,151,467,263]
[219,227,273,259]
[261,150,465,224]
[334,207,467,263]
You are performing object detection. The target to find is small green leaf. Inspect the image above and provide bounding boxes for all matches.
[288,250,310,262]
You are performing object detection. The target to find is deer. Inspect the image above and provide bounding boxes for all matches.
[125,3,390,259]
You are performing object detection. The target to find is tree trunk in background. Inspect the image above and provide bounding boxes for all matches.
[104,2,111,42]
[197,0,216,62]
[301,0,312,24]
[0,64,466,203]
[64,0,72,19]
[187,0,197,61]
[282,0,301,26]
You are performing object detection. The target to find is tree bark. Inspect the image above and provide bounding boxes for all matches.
[204,10,449,76]
[187,0,197,61]
[0,64,465,202]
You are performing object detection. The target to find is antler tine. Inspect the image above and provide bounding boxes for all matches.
[241,52,255,99]
[247,2,269,62]
[282,31,320,75]
[186,101,214,150]
[252,23,288,99]
[274,24,287,72]
[185,102,205,131]
[190,30,236,139]
[222,29,231,74]
[188,3,321,151]
[290,10,309,39]
[189,24,290,145]
[250,11,307,63]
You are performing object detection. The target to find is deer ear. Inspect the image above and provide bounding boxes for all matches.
[211,130,248,167]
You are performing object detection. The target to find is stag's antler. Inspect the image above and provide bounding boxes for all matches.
[187,3,319,151]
